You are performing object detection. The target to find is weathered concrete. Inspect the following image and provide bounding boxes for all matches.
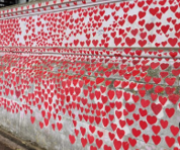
[0,0,179,150]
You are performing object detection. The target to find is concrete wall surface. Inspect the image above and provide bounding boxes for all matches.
[0,0,179,150]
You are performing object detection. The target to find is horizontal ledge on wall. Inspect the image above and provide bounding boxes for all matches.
[1,0,84,16]
[0,46,180,50]
[0,0,81,14]
[0,51,180,59]
[0,0,121,20]
[7,63,180,88]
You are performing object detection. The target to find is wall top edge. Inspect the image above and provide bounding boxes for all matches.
[0,0,123,19]
[0,0,111,16]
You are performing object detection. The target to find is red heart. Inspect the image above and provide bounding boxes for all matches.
[102,118,109,127]
[141,99,150,108]
[81,137,87,147]
[152,125,161,134]
[57,123,62,131]
[165,136,175,148]
[165,77,176,86]
[96,77,104,84]
[165,87,175,95]
[168,38,178,47]
[150,93,157,101]
[172,69,180,76]
[114,37,122,46]
[152,135,161,145]
[146,115,157,125]
[132,95,139,103]
[151,103,162,115]
[132,128,141,137]
[128,14,137,24]
[104,145,111,150]
[124,92,130,101]
[154,85,164,93]
[113,139,121,150]
[142,134,149,143]
[89,125,96,133]
[168,94,179,104]
[125,103,135,112]
[87,134,94,144]
[110,123,117,131]
[122,141,129,150]
[169,51,178,58]
[149,7,159,16]
[170,125,179,136]
[159,96,167,105]
[160,119,168,129]
[145,22,154,31]
[139,19,145,26]
[165,108,175,118]
[108,90,115,100]
[139,108,147,117]
[160,71,169,78]
[128,138,136,147]
[30,116,35,124]
[115,101,122,109]
[170,5,178,12]
[151,62,159,69]
[96,139,103,148]
[138,40,147,47]
[139,120,147,130]
[80,127,86,136]
[126,118,134,126]
[115,110,122,119]
[90,146,97,150]
[125,37,136,46]
[160,63,169,70]
[117,128,125,139]
[39,122,44,129]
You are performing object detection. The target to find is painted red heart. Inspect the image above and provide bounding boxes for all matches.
[165,136,175,148]
[151,103,162,115]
